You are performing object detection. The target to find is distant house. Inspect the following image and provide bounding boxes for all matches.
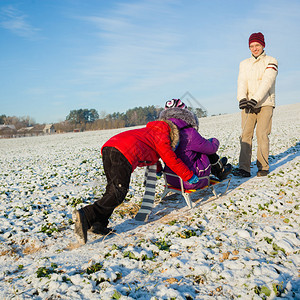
[43,124,55,134]
[17,126,34,137]
[0,124,16,131]
[17,125,44,137]
[0,125,17,138]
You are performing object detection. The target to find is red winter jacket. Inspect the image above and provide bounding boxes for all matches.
[101,121,193,181]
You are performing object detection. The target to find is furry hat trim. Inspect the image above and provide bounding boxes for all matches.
[159,107,199,130]
[164,120,180,150]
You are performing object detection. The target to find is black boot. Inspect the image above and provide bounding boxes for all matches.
[211,157,227,177]
[232,168,251,177]
[217,164,232,180]
[90,222,115,235]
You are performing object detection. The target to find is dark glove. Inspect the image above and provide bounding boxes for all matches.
[239,98,248,110]
[188,174,199,184]
[156,171,162,178]
[247,99,257,109]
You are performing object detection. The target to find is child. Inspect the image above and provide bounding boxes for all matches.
[160,99,232,190]
[73,119,199,244]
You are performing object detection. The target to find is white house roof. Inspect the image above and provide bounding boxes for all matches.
[0,124,16,130]
[44,124,54,130]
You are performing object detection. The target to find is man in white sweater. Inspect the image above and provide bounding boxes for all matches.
[234,32,278,177]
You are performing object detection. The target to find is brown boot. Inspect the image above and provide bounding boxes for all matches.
[72,209,89,244]
[257,170,269,177]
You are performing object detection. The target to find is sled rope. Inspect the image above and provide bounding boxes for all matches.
[135,164,157,222]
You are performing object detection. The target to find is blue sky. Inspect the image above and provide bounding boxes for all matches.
[0,0,299,124]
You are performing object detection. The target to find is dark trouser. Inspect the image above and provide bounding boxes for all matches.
[82,147,132,228]
[208,153,219,165]
[208,153,221,176]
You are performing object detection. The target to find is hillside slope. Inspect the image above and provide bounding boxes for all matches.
[0,103,299,299]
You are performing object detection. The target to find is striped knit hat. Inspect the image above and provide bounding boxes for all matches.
[249,32,265,47]
[165,99,187,110]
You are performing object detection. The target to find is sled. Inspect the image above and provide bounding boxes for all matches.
[161,172,231,209]
[135,167,231,222]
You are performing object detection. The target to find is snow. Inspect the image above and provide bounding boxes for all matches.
[0,103,299,299]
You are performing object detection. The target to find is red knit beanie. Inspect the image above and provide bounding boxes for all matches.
[249,32,265,47]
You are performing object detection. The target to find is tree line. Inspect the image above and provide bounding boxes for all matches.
[62,105,207,132]
[61,106,163,132]
[0,115,36,130]
[1,105,207,134]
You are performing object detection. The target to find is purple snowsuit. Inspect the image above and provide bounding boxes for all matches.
[164,117,219,189]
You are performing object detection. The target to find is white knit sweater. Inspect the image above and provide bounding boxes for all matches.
[237,52,278,107]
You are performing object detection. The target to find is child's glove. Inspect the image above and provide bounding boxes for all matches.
[156,171,162,179]
[188,174,199,184]
[239,98,248,109]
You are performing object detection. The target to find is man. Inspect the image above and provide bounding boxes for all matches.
[234,32,278,177]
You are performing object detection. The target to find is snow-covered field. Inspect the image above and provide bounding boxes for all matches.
[0,103,299,299]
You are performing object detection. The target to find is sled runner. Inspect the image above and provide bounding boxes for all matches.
[135,166,231,222]
[161,172,231,209]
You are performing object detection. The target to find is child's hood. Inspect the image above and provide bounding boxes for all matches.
[158,107,198,130]
[146,120,179,150]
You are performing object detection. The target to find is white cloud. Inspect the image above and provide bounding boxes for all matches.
[71,1,204,102]
[0,5,40,39]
